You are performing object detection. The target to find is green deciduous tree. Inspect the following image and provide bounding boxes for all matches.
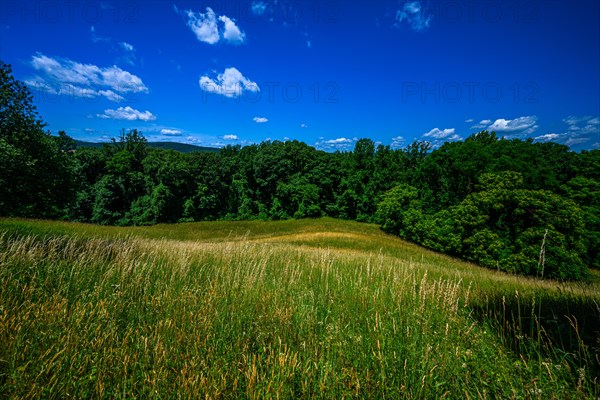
[0,60,76,218]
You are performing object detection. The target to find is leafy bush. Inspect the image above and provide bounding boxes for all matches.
[378,172,589,279]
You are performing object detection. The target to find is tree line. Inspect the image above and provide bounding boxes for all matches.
[1,60,598,280]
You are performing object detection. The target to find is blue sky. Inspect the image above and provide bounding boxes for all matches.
[1,0,599,151]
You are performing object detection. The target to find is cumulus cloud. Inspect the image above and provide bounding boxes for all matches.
[395,1,431,32]
[488,116,538,134]
[422,128,462,148]
[251,1,267,16]
[97,106,156,121]
[199,67,260,98]
[184,7,220,44]
[327,138,353,144]
[181,7,245,45]
[27,53,148,102]
[471,116,539,136]
[219,15,246,45]
[253,117,269,123]
[223,134,239,140]
[160,128,182,136]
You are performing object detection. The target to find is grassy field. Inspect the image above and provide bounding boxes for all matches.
[0,217,598,398]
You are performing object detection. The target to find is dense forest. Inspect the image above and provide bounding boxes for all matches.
[2,61,599,280]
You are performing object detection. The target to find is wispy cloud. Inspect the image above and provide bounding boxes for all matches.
[90,26,110,43]
[180,7,246,45]
[534,115,600,148]
[26,53,148,102]
[223,134,239,140]
[564,115,600,135]
[120,42,134,52]
[251,1,268,16]
[300,123,308,128]
[315,137,357,151]
[534,133,562,142]
[253,117,268,123]
[97,106,156,121]
[423,128,459,139]
[395,1,431,32]
[199,67,259,98]
[391,136,406,149]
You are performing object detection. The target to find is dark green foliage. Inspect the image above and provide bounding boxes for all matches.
[0,61,76,218]
[378,172,590,280]
[75,139,219,153]
[1,59,598,279]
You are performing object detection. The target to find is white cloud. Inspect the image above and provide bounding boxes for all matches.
[181,7,246,45]
[531,116,598,149]
[470,119,492,129]
[422,128,462,148]
[223,134,238,140]
[251,1,267,16]
[253,117,268,123]
[300,123,308,128]
[307,40,312,48]
[470,116,538,136]
[199,67,260,98]
[185,7,220,44]
[315,137,357,151]
[534,116,599,148]
[534,133,562,142]
[186,136,202,144]
[161,128,182,136]
[326,138,353,144]
[464,118,474,123]
[97,106,156,121]
[487,116,538,134]
[391,136,406,148]
[423,128,456,139]
[563,115,600,135]
[565,137,591,147]
[395,1,431,32]
[120,42,134,52]
[27,53,148,102]
[219,15,246,45]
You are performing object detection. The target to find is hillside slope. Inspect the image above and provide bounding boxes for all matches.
[0,218,598,398]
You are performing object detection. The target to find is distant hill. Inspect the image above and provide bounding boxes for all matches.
[74,140,219,153]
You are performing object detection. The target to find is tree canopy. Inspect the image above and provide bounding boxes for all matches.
[1,60,598,280]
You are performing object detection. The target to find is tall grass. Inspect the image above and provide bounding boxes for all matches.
[0,219,598,398]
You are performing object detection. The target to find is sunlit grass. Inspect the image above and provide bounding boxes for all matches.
[0,218,598,398]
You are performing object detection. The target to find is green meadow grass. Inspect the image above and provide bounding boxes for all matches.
[0,217,598,398]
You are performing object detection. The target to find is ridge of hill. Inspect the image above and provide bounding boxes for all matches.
[74,140,219,153]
